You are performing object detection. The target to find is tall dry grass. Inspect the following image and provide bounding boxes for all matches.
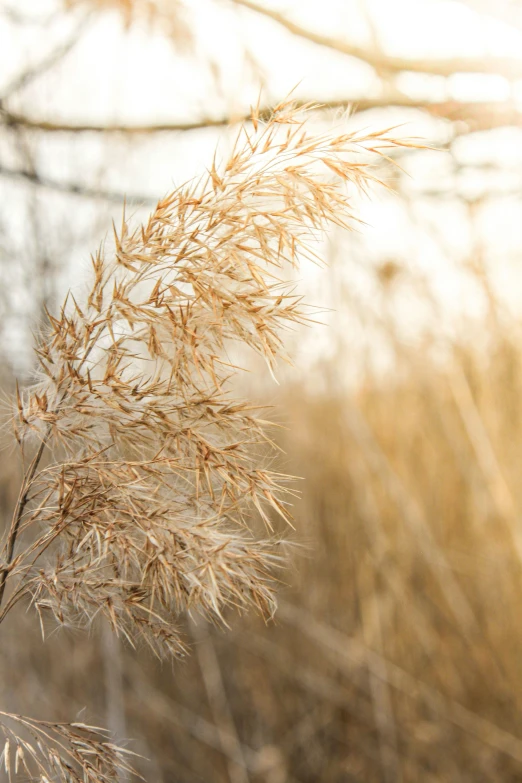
[7,321,522,782]
[0,102,408,781]
[110,320,522,782]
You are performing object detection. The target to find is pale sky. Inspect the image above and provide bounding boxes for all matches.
[1,0,522,376]
[3,0,522,124]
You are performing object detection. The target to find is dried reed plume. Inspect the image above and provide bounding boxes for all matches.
[0,713,136,783]
[0,101,410,780]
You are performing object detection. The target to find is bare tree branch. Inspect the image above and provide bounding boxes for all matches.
[229,0,522,79]
[0,108,241,134]
[2,97,522,135]
[0,162,155,203]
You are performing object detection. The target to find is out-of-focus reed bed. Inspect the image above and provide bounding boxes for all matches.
[4,294,522,782]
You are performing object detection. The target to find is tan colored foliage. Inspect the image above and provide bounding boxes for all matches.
[0,103,409,781]
[0,713,136,783]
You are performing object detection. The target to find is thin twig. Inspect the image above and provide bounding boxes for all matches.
[230,0,522,79]
[0,162,156,203]
[0,13,91,101]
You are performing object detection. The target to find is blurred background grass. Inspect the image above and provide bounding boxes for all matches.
[3,1,522,780]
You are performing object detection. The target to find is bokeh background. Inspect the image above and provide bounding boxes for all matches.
[2,1,522,780]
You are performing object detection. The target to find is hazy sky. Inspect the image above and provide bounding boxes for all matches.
[2,0,522,374]
[3,0,522,126]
